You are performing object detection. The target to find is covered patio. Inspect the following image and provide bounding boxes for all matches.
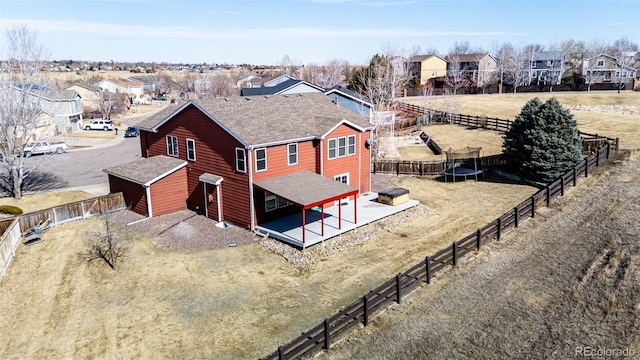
[254,172,419,248]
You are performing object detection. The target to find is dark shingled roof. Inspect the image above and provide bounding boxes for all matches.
[240,79,303,96]
[254,171,357,207]
[103,155,187,186]
[136,92,373,147]
[324,85,372,105]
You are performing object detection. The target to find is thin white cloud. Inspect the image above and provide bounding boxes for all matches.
[609,22,624,27]
[1,18,525,40]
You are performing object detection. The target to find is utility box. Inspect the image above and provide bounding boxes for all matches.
[378,187,409,206]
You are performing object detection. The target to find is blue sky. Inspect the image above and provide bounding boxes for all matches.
[1,0,639,65]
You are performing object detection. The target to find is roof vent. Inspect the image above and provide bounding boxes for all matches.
[283,94,288,98]
[224,97,228,101]
[245,97,251,100]
[297,93,302,97]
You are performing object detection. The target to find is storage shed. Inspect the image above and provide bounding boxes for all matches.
[104,155,188,217]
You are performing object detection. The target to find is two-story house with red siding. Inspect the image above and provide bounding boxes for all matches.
[105,93,382,247]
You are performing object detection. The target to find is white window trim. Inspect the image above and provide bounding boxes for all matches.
[166,135,178,157]
[596,60,605,67]
[328,138,337,159]
[531,61,536,68]
[265,194,276,212]
[277,197,289,208]
[347,135,356,156]
[334,173,349,184]
[287,143,298,165]
[186,138,196,161]
[255,148,267,172]
[235,147,246,173]
[337,136,347,158]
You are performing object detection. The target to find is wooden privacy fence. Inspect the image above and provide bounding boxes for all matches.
[372,154,507,176]
[262,143,615,360]
[0,193,126,278]
[0,218,22,277]
[18,192,126,233]
[393,102,620,153]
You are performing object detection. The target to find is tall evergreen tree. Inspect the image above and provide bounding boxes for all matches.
[503,97,583,182]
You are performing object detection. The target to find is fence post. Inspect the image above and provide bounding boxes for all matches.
[324,318,330,350]
[396,161,400,176]
[546,187,551,207]
[496,218,501,241]
[419,162,423,176]
[278,346,285,360]
[425,256,431,284]
[363,295,369,326]
[573,167,577,187]
[52,208,58,228]
[476,229,482,249]
[615,138,619,151]
[596,147,600,167]
[514,206,519,227]
[585,157,589,177]
[452,242,457,266]
[396,274,402,304]
[560,177,565,196]
[606,142,611,159]
[531,196,535,218]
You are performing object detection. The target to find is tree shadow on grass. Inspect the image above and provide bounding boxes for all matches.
[0,169,69,196]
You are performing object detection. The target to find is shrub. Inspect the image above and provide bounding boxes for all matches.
[503,97,583,182]
[0,205,24,216]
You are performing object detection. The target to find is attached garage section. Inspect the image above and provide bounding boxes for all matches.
[104,155,188,217]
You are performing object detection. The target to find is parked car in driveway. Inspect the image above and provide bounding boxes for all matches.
[84,120,114,131]
[124,126,139,137]
[153,95,167,101]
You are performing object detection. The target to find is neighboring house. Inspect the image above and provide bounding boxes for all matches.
[409,55,447,85]
[126,76,156,93]
[105,93,374,247]
[0,86,83,138]
[95,78,144,102]
[65,82,100,113]
[445,53,497,87]
[324,85,373,122]
[582,53,637,88]
[528,51,566,86]
[240,77,324,96]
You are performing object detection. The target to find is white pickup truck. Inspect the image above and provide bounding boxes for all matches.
[22,141,68,157]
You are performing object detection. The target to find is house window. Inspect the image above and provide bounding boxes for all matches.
[347,135,356,155]
[622,71,627,78]
[334,173,349,184]
[186,139,196,161]
[338,137,346,157]
[597,60,605,67]
[432,71,437,77]
[235,148,246,173]
[166,135,178,157]
[328,138,337,159]
[255,148,267,171]
[278,197,289,208]
[531,62,536,68]
[265,194,277,212]
[287,143,298,165]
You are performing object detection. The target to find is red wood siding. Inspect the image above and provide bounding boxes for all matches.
[149,167,189,217]
[253,189,300,224]
[142,105,251,227]
[108,175,147,216]
[251,140,316,181]
[322,124,371,195]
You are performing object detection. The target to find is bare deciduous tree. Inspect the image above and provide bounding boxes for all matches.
[194,73,237,98]
[83,213,129,270]
[582,40,609,91]
[0,25,49,199]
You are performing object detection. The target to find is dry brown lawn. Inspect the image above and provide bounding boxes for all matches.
[0,190,95,214]
[403,91,640,149]
[0,176,536,359]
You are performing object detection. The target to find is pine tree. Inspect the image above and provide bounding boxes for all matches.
[503,97,583,182]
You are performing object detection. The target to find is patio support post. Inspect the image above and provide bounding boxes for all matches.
[321,203,325,236]
[354,195,357,224]
[338,201,342,229]
[302,208,306,244]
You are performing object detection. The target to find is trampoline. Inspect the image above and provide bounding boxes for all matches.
[443,147,485,182]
